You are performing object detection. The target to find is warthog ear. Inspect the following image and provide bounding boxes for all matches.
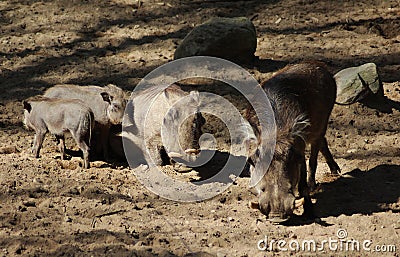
[100,92,113,104]
[105,84,118,91]
[244,135,258,158]
[189,90,200,104]
[240,118,258,158]
[22,101,32,113]
[163,86,181,106]
[291,115,310,141]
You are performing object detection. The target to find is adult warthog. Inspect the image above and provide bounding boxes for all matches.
[246,61,340,222]
[123,84,205,170]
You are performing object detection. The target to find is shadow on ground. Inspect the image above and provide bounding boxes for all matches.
[315,164,400,218]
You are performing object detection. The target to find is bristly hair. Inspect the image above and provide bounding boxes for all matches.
[105,84,125,98]
[244,89,310,158]
[291,114,310,143]
[136,83,185,104]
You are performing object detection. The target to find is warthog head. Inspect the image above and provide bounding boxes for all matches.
[161,89,205,163]
[100,84,127,125]
[246,106,309,223]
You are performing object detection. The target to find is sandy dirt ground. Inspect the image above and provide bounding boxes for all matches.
[1,0,400,256]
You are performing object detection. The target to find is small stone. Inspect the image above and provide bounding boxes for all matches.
[22,200,36,207]
[33,178,43,184]
[135,241,146,246]
[18,206,27,212]
[64,216,72,222]
[68,187,80,195]
[134,201,151,210]
[0,146,18,154]
[346,148,357,154]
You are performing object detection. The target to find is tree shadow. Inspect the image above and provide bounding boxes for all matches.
[314,164,400,218]
[0,0,280,103]
[258,16,400,38]
[1,0,400,104]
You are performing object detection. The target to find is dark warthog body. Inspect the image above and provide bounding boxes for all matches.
[247,61,340,222]
[123,84,204,169]
[23,96,94,168]
[44,84,126,160]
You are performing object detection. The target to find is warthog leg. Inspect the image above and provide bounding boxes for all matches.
[100,124,110,161]
[320,137,340,175]
[55,135,65,160]
[308,140,320,192]
[71,131,91,169]
[299,153,314,219]
[32,129,46,158]
[308,137,340,192]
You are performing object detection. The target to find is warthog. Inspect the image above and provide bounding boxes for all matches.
[44,84,126,160]
[23,96,94,168]
[246,61,340,222]
[123,84,205,170]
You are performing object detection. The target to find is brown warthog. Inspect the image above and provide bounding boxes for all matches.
[123,84,205,170]
[44,84,127,160]
[23,96,94,168]
[246,61,340,222]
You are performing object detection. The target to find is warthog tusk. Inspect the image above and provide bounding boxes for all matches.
[249,201,260,209]
[294,198,305,208]
[168,152,183,158]
[185,148,200,155]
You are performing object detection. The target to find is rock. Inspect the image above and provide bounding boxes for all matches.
[174,17,257,64]
[0,146,18,154]
[64,216,72,222]
[334,63,383,105]
[22,200,36,207]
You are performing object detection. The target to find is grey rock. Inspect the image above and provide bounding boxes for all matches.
[334,63,382,105]
[174,17,257,64]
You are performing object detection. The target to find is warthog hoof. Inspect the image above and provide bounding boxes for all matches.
[173,162,193,173]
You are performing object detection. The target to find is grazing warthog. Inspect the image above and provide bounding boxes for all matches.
[23,96,94,169]
[44,84,126,160]
[123,84,205,170]
[246,61,340,222]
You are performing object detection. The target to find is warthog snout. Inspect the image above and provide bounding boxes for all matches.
[250,197,305,223]
[250,182,297,223]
